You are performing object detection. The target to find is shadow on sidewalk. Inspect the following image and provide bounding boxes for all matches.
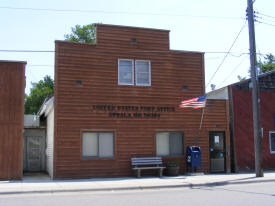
[7,175,186,184]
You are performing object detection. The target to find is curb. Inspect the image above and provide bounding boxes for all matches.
[1,178,275,195]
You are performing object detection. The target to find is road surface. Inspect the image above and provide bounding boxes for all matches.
[0,182,274,206]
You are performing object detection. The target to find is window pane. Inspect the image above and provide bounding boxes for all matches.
[120,60,132,67]
[137,73,149,84]
[82,133,98,157]
[270,132,275,152]
[99,133,114,157]
[169,132,183,155]
[136,61,149,72]
[118,60,133,85]
[156,133,169,156]
[136,60,150,86]
[119,71,132,83]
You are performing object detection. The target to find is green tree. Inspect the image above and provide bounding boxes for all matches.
[237,53,275,81]
[64,24,96,43]
[259,53,275,73]
[237,75,246,81]
[24,75,54,114]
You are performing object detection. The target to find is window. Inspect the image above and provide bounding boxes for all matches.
[136,60,151,86]
[269,131,275,154]
[82,132,114,158]
[118,59,134,85]
[118,59,151,86]
[156,132,184,156]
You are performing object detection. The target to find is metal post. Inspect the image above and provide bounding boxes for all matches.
[247,0,263,177]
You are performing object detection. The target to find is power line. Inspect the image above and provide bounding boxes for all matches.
[256,20,275,28]
[206,20,248,88]
[216,55,248,88]
[255,11,275,19]
[0,49,249,55]
[27,65,54,67]
[0,49,54,53]
[0,6,244,20]
[258,16,275,23]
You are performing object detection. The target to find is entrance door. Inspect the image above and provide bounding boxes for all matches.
[209,132,226,172]
[27,136,42,171]
[23,129,46,172]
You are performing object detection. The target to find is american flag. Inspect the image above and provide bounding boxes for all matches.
[180,95,206,109]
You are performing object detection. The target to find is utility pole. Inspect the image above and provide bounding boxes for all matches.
[247,0,263,177]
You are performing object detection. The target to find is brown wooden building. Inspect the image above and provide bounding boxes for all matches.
[53,24,230,178]
[207,70,275,172]
[0,61,26,180]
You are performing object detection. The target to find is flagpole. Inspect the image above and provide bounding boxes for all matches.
[195,99,207,144]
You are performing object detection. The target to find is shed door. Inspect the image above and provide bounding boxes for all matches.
[209,132,226,172]
[27,136,43,171]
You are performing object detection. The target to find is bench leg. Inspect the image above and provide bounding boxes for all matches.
[159,168,164,177]
[137,169,141,178]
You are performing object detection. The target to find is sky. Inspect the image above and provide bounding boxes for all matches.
[0,0,274,94]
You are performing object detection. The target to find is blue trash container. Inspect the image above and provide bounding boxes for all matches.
[186,146,202,172]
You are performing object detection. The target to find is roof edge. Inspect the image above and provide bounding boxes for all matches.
[0,60,27,64]
[94,23,170,32]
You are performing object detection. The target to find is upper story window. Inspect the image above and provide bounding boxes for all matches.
[136,60,151,86]
[118,59,151,86]
[118,59,134,85]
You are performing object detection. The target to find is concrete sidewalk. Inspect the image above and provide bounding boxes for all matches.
[1,172,275,195]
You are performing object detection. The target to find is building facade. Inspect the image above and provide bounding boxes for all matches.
[53,24,230,178]
[230,71,275,171]
[208,70,275,172]
[0,61,26,180]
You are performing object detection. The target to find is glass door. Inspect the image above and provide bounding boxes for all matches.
[209,132,226,172]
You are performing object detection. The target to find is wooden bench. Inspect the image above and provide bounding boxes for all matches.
[131,157,166,178]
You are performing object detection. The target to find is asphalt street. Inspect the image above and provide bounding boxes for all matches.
[1,182,275,206]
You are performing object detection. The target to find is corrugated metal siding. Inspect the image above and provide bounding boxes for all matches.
[232,87,275,171]
[46,109,54,178]
[0,61,25,180]
[54,25,229,178]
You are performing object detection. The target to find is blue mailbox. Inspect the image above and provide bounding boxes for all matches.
[186,146,202,171]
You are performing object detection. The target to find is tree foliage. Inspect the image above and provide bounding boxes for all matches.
[64,24,96,44]
[259,53,275,73]
[237,53,275,81]
[237,75,246,81]
[24,75,54,114]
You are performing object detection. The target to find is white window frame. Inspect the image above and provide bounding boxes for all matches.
[82,132,114,158]
[135,60,151,86]
[269,131,275,154]
[118,59,151,86]
[118,59,134,85]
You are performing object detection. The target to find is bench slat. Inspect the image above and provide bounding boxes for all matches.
[132,160,162,163]
[132,167,165,170]
[131,157,162,161]
[131,156,166,178]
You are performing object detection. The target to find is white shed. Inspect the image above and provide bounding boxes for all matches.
[38,97,54,178]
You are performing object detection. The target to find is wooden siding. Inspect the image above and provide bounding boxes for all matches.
[96,24,170,51]
[54,25,229,178]
[232,87,275,171]
[0,61,25,180]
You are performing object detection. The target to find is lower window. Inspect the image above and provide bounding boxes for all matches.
[82,132,114,158]
[269,131,275,154]
[156,132,184,156]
